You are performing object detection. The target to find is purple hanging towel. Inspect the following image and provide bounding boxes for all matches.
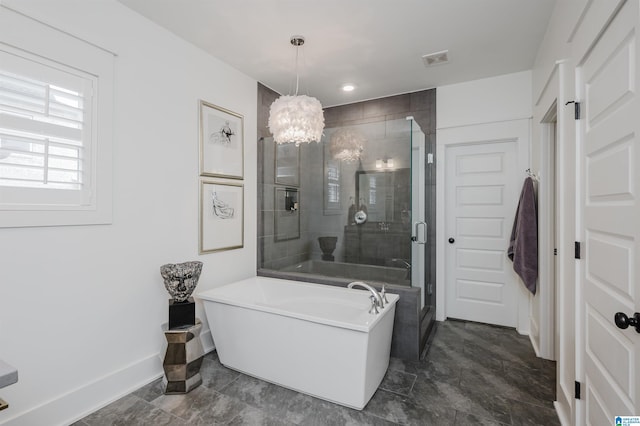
[507,177,538,294]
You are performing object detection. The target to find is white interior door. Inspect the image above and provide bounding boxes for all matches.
[445,140,522,327]
[577,0,640,423]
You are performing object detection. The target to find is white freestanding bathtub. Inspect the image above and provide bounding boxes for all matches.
[198,276,399,410]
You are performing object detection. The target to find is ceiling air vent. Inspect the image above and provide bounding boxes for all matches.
[422,50,449,67]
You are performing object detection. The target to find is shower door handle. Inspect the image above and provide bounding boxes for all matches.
[413,221,427,245]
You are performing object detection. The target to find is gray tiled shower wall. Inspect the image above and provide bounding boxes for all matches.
[257,83,436,271]
[257,85,307,270]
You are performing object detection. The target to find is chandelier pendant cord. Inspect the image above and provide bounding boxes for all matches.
[295,45,300,96]
[268,35,324,145]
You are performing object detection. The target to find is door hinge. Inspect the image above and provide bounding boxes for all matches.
[575,381,581,399]
[554,248,558,256]
[427,153,434,164]
[427,283,433,295]
[575,241,582,259]
[566,101,581,120]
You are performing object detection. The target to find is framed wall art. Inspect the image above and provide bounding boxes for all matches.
[199,100,244,179]
[199,179,244,253]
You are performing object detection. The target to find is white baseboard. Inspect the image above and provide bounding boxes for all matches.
[0,353,162,426]
[1,328,216,426]
[529,331,541,357]
[201,327,215,353]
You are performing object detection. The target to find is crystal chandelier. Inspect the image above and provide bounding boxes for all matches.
[329,128,365,162]
[268,36,324,146]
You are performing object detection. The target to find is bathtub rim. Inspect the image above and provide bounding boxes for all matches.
[197,276,399,333]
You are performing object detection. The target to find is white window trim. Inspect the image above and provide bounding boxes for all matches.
[0,5,113,227]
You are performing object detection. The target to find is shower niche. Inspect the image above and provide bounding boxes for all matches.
[274,187,299,241]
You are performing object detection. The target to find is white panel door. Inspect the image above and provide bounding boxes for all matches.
[445,141,521,326]
[578,0,640,423]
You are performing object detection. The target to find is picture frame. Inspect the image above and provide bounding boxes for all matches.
[199,100,244,179]
[275,143,300,186]
[199,179,244,253]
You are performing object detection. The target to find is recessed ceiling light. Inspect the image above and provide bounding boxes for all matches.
[342,84,355,92]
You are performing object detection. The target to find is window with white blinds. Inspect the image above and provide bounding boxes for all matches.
[323,159,342,215]
[326,161,340,203]
[0,5,113,228]
[0,49,93,204]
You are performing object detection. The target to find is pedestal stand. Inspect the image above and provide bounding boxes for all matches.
[168,297,195,329]
[161,319,204,394]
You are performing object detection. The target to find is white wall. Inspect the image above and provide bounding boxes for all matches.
[435,71,533,332]
[0,1,257,425]
[437,70,533,129]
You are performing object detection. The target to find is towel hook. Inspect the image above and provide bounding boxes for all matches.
[525,168,540,181]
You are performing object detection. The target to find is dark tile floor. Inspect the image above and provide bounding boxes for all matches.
[74,320,559,425]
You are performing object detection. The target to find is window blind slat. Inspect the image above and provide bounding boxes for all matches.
[1,133,83,153]
[48,103,83,123]
[0,72,46,97]
[49,157,79,170]
[0,165,44,181]
[48,169,80,183]
[49,145,80,158]
[0,153,44,167]
[0,114,82,140]
[0,92,46,114]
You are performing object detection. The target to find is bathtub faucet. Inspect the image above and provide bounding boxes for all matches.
[347,281,384,311]
[390,258,412,280]
[390,258,411,269]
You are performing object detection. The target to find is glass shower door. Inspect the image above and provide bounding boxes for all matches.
[410,118,427,309]
[410,117,436,346]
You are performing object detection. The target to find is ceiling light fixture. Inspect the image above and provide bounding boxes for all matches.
[376,157,394,169]
[268,36,325,146]
[329,128,365,162]
[342,84,355,92]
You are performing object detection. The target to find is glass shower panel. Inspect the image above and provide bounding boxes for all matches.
[260,117,426,289]
[341,118,412,286]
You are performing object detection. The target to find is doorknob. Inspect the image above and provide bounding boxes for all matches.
[448,237,455,244]
[614,312,640,333]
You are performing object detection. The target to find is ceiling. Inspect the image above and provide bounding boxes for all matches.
[117,0,556,107]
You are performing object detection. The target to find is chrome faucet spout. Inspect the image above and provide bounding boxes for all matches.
[348,281,384,310]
